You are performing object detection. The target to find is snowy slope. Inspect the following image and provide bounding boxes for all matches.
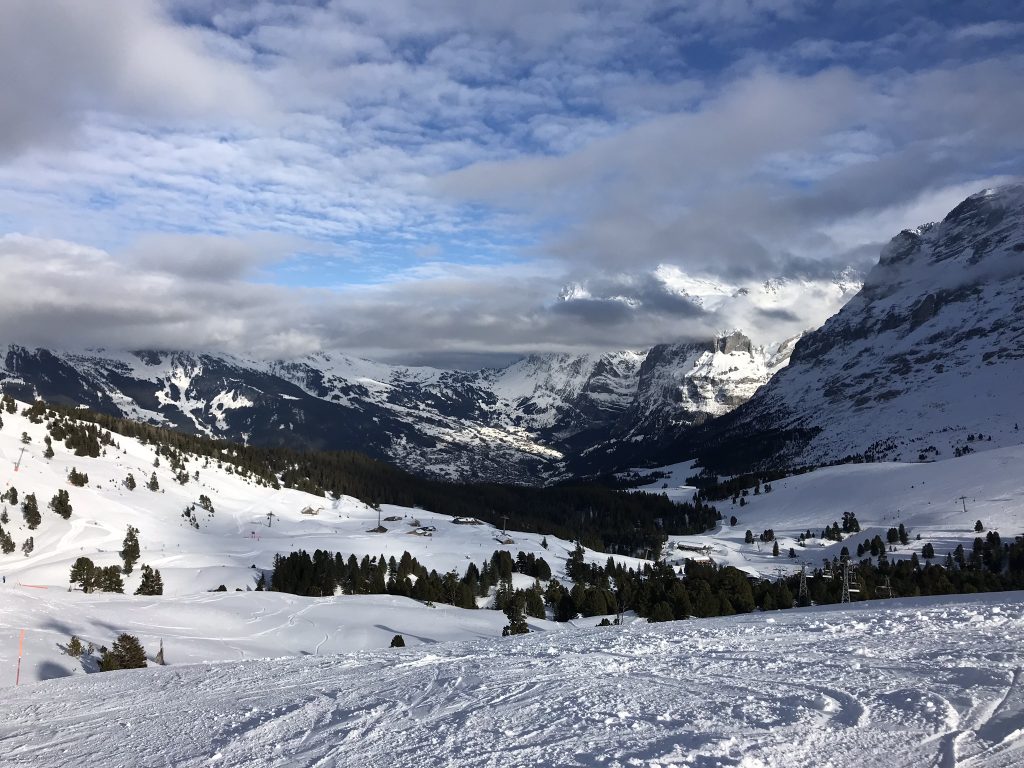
[0,397,633,594]
[0,397,644,684]
[1,592,1021,767]
[635,445,1024,579]
[692,184,1024,472]
[0,587,563,687]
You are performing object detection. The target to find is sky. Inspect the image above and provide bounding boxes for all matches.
[0,0,1022,367]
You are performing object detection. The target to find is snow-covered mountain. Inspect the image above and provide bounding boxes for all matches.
[0,331,797,482]
[677,184,1024,474]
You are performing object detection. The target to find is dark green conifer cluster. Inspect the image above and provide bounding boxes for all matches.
[99,634,147,671]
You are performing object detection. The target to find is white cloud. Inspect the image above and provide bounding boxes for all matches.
[0,1,1021,362]
[0,0,266,158]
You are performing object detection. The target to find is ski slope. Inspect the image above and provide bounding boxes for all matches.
[0,586,564,687]
[1,592,1021,768]
[633,446,1024,578]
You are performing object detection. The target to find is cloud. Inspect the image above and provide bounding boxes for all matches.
[0,1,1022,364]
[0,231,859,366]
[125,232,309,281]
[0,0,266,158]
[951,21,1024,41]
[437,55,1024,285]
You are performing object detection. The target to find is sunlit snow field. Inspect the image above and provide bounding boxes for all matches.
[1,592,1022,767]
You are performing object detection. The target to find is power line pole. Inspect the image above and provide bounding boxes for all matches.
[266,511,276,528]
[501,515,509,535]
[798,564,809,606]
[957,496,969,515]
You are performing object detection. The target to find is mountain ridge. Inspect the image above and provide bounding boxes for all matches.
[0,331,797,482]
[671,184,1024,474]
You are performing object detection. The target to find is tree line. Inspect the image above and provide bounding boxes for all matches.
[36,399,721,555]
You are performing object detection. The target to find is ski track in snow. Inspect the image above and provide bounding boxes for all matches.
[1,593,1022,768]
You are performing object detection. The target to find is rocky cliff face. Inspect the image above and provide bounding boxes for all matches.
[683,184,1024,473]
[0,329,796,482]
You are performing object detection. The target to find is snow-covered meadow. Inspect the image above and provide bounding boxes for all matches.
[0,398,630,685]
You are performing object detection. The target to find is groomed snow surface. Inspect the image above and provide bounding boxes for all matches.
[1,592,1022,767]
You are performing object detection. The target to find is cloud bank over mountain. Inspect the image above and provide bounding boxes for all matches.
[0,1,1021,363]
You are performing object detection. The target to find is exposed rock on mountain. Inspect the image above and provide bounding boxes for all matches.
[0,330,795,483]
[680,184,1024,474]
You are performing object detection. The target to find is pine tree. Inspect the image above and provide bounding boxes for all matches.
[501,596,530,636]
[48,489,72,519]
[390,634,405,647]
[99,633,147,671]
[647,601,674,623]
[99,565,124,593]
[120,525,140,574]
[0,526,15,554]
[147,472,160,492]
[21,536,33,556]
[772,540,780,557]
[70,556,97,592]
[134,564,163,595]
[22,493,41,529]
[974,520,984,533]
[68,468,89,487]
[43,436,54,459]
[66,635,84,657]
[123,473,137,491]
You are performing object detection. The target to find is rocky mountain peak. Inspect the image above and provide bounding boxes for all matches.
[715,331,753,356]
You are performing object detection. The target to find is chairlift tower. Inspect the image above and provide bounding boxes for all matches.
[798,564,809,605]
[841,560,860,604]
